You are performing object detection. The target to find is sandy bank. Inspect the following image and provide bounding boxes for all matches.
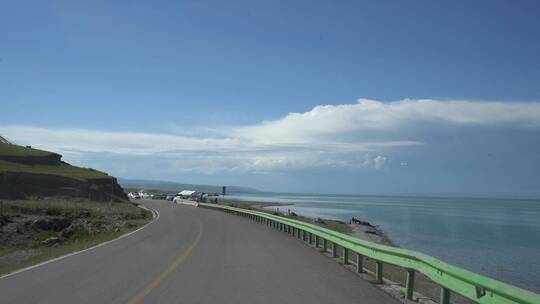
[224,199,396,247]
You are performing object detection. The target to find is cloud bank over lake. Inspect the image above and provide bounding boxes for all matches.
[2,99,540,180]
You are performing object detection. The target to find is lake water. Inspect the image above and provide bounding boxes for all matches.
[225,192,540,292]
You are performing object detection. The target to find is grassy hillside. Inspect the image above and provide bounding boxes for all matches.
[0,145,150,274]
[0,144,52,157]
[0,160,110,180]
[0,143,127,201]
[0,144,109,180]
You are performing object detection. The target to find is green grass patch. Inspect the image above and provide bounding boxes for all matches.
[0,228,144,275]
[0,160,110,180]
[0,199,153,275]
[0,143,53,157]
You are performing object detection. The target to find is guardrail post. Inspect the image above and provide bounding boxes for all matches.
[323,239,328,252]
[375,261,383,284]
[440,287,450,304]
[297,229,301,239]
[356,254,364,273]
[308,232,313,244]
[315,236,320,248]
[343,247,349,265]
[405,269,415,300]
[332,243,338,258]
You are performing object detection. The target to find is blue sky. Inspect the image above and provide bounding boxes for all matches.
[1,1,540,195]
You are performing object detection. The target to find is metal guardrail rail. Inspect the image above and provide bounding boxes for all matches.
[199,203,540,304]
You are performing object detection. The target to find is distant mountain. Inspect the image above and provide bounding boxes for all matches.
[118,178,262,194]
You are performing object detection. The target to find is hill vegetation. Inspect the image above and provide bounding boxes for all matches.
[0,142,153,275]
[0,144,52,157]
[0,143,127,201]
[0,198,152,275]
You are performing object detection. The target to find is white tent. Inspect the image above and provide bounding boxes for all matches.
[178,190,196,196]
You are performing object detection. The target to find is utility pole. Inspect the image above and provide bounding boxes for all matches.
[222,186,226,204]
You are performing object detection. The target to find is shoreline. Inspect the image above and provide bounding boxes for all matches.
[222,199,474,304]
[223,199,396,247]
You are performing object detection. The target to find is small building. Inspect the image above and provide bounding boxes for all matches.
[177,190,197,199]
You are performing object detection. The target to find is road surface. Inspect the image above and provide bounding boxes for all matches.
[0,199,398,304]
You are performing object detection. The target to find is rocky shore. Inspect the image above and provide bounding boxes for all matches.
[224,200,395,247]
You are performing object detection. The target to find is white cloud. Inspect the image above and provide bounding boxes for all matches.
[231,99,540,144]
[0,125,401,172]
[1,98,539,174]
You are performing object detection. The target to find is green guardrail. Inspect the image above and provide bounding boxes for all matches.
[199,203,540,304]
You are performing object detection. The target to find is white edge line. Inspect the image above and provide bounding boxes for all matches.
[0,203,160,280]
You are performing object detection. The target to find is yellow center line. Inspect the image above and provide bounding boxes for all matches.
[127,217,204,304]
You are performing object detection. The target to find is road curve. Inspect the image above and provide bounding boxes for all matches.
[0,199,398,304]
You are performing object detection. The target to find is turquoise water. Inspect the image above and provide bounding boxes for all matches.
[226,192,540,292]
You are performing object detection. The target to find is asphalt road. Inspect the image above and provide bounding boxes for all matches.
[0,199,398,304]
